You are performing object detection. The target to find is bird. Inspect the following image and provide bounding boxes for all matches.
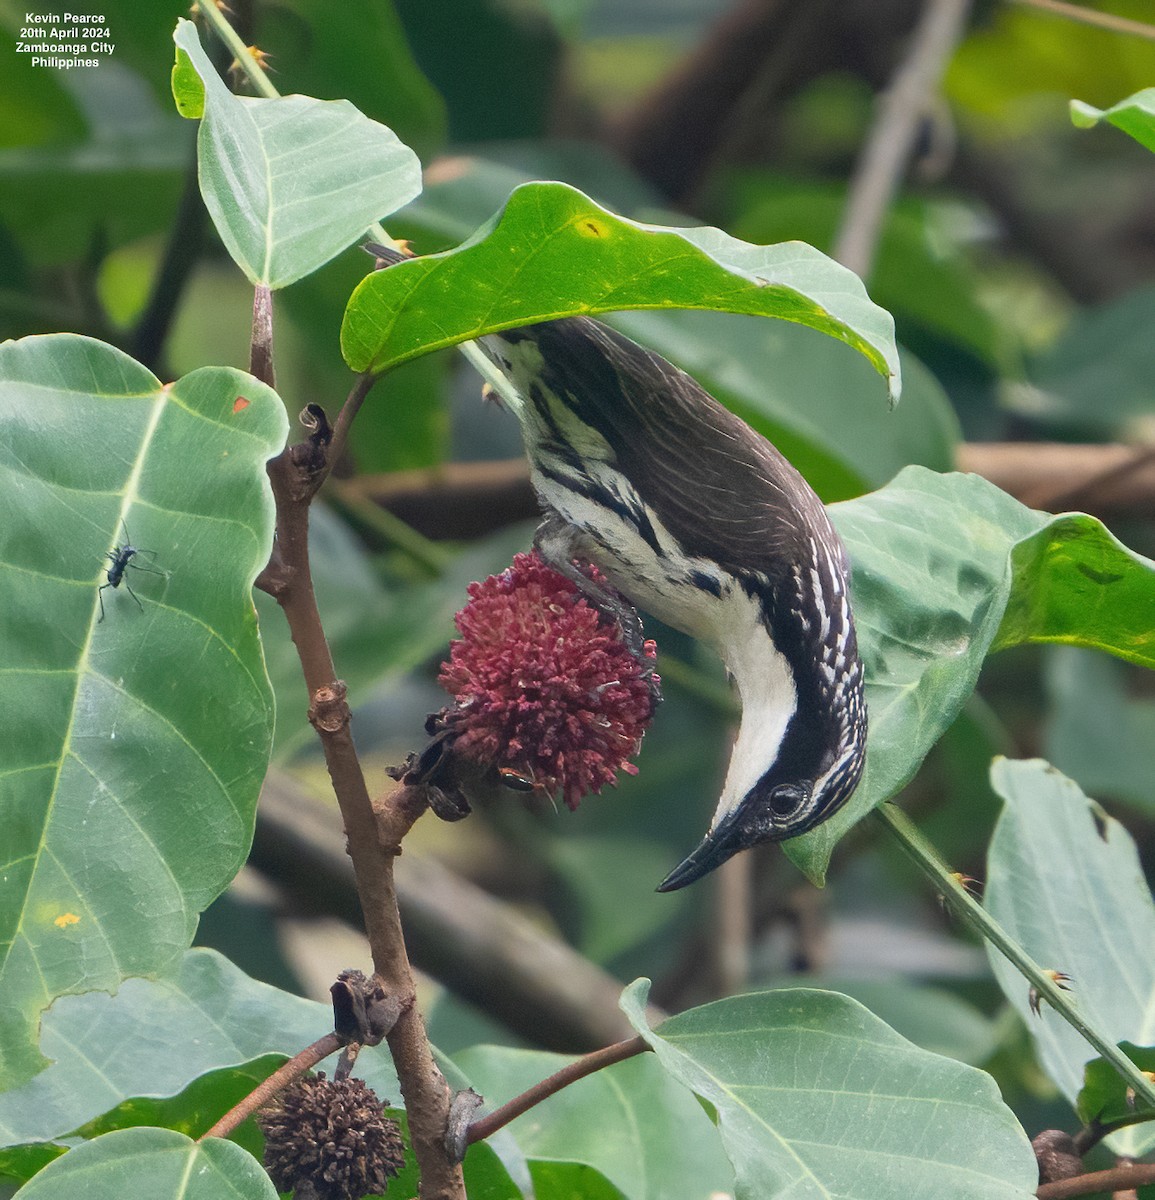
[477,316,867,891]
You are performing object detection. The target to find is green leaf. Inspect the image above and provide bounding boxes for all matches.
[786,468,1155,882]
[729,179,1007,368]
[984,758,1155,1156]
[1078,1042,1155,1127]
[621,981,1036,1200]
[1045,647,1155,813]
[531,1161,628,1199]
[340,181,901,398]
[12,1127,276,1199]
[1072,87,1155,152]
[0,334,287,1089]
[611,310,958,500]
[171,19,421,288]
[455,1044,733,1200]
[0,949,376,1149]
[1022,283,1155,435]
[804,979,1003,1065]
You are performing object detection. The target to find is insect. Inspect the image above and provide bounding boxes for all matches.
[98,522,166,622]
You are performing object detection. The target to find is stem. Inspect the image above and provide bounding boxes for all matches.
[1008,0,1155,41]
[1037,1160,1155,1199]
[200,1033,342,1141]
[196,0,279,97]
[250,285,275,387]
[833,0,974,278]
[466,1036,650,1145]
[261,447,463,1196]
[875,803,1155,1110]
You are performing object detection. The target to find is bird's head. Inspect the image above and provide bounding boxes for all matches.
[657,560,867,892]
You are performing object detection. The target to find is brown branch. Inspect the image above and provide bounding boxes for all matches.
[957,442,1155,517]
[466,1036,650,1145]
[1009,0,1155,41]
[260,444,463,1197]
[200,1033,342,1142]
[834,0,975,278]
[1037,1160,1155,1199]
[250,285,275,389]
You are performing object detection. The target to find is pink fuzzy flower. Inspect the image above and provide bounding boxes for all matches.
[432,551,658,811]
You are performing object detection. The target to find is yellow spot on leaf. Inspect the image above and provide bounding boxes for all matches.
[54,912,80,928]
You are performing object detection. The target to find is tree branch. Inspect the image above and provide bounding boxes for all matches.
[834,0,974,278]
[200,1033,343,1142]
[1009,0,1155,41]
[466,1036,650,1146]
[1037,1160,1155,1199]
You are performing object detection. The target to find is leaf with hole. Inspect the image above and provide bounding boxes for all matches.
[0,335,287,1090]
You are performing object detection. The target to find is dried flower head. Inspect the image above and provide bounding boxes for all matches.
[418,550,658,812]
[258,1073,406,1200]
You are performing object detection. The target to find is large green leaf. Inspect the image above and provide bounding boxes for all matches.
[0,950,354,1149]
[1021,283,1155,435]
[13,1128,276,1199]
[984,758,1155,1156]
[1044,647,1155,812]
[787,467,1155,881]
[340,181,901,398]
[455,1044,733,1200]
[171,19,421,289]
[1072,86,1155,152]
[621,981,1035,1200]
[0,335,287,1089]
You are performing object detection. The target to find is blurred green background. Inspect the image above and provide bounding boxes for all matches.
[4,0,1155,1140]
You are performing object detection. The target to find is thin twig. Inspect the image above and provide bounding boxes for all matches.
[324,371,381,484]
[1037,1160,1155,1199]
[466,1036,650,1145]
[250,285,275,388]
[834,0,974,278]
[1074,1110,1155,1156]
[1009,0,1155,41]
[199,1032,342,1141]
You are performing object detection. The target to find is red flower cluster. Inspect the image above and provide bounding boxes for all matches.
[436,551,658,810]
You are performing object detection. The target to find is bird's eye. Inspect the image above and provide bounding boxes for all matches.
[768,785,808,819]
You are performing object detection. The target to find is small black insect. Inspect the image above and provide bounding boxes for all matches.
[98,522,166,622]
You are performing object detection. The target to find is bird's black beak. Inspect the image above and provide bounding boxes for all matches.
[656,813,745,892]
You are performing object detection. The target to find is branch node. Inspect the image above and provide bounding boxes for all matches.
[446,1089,484,1165]
[331,968,406,1047]
[309,681,352,734]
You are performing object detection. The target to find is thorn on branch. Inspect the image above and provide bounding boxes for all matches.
[309,681,352,735]
[1029,970,1073,1016]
